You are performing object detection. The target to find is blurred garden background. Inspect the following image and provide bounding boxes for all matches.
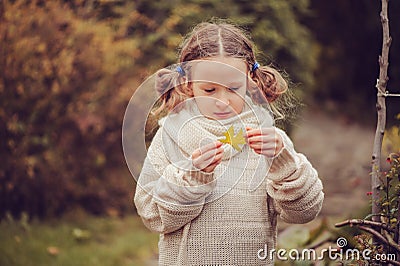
[1,0,400,265]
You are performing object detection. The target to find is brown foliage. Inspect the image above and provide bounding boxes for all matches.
[0,0,139,218]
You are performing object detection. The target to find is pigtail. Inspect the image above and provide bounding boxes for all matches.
[152,66,191,116]
[251,65,288,102]
[250,64,299,122]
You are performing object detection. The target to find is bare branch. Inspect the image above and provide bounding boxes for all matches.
[358,225,400,253]
[382,230,400,253]
[335,219,395,233]
[371,0,391,228]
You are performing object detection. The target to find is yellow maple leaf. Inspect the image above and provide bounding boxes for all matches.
[219,125,246,151]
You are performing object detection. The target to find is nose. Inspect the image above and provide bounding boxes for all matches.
[215,97,229,108]
[215,91,230,108]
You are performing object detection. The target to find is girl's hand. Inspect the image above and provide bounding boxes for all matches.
[246,127,284,157]
[191,141,224,173]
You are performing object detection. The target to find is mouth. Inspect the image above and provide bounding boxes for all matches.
[213,112,232,118]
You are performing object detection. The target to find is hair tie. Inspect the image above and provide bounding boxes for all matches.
[251,61,260,72]
[176,65,185,76]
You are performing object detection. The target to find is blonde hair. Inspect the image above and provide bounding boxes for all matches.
[153,21,290,118]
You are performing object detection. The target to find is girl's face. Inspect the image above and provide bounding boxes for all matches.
[191,57,248,120]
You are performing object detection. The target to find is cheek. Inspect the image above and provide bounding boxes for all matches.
[231,96,245,113]
[194,97,213,110]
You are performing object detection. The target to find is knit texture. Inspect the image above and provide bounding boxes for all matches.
[134,99,324,265]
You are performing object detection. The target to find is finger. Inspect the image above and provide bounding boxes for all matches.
[245,128,261,138]
[192,141,222,159]
[199,141,223,154]
[193,147,223,170]
[247,131,282,147]
[196,155,221,172]
[203,155,222,172]
[191,149,201,159]
[202,164,216,173]
[211,151,223,163]
[247,134,275,144]
[192,157,212,170]
[252,142,283,157]
[199,148,221,162]
[246,127,276,138]
[249,142,278,150]
[193,153,215,169]
[200,149,223,170]
[201,145,224,161]
[248,137,278,148]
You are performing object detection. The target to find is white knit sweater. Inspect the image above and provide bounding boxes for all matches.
[134,99,324,265]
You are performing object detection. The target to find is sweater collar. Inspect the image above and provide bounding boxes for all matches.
[159,97,273,160]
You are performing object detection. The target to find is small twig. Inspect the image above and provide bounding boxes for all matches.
[358,225,400,253]
[335,219,395,233]
[358,225,389,246]
[376,88,400,98]
[384,93,400,97]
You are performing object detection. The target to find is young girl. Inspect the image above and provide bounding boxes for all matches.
[134,22,324,265]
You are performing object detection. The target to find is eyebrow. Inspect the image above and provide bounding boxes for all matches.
[197,80,245,88]
[228,82,245,88]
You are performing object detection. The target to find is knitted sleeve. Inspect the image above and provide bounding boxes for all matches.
[134,128,216,234]
[266,128,324,224]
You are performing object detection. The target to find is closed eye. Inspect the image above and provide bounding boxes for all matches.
[204,88,216,93]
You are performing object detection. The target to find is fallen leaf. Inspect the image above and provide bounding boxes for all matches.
[72,228,91,241]
[47,246,59,256]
